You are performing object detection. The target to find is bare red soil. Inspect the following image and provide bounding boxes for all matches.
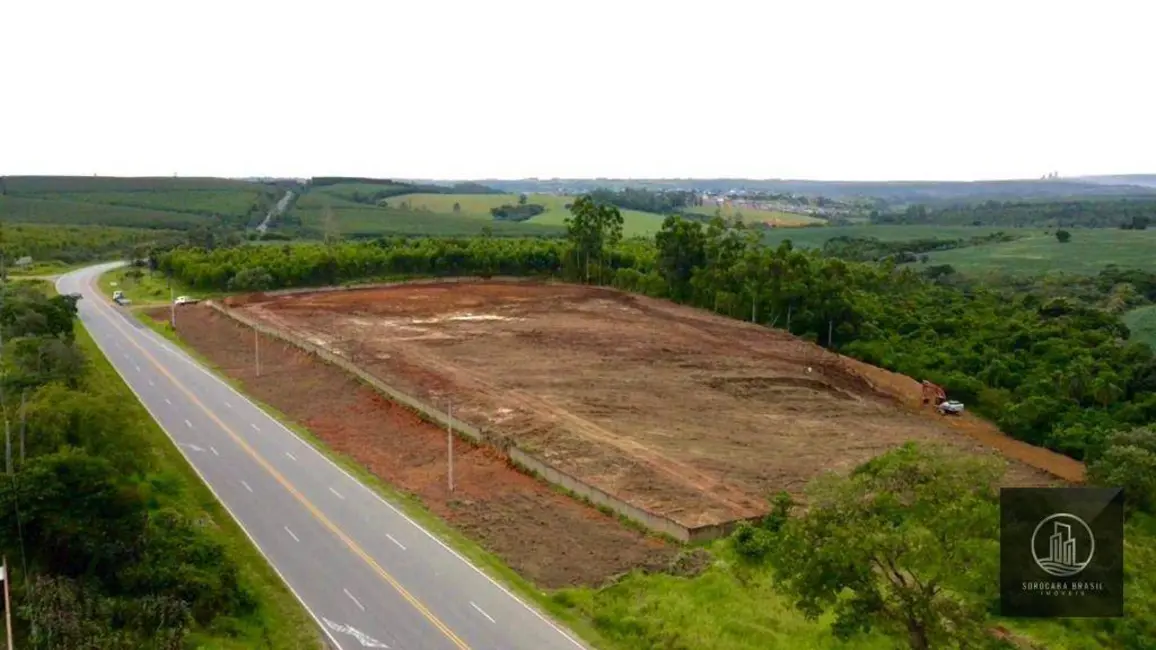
[224,280,1067,532]
[154,304,676,589]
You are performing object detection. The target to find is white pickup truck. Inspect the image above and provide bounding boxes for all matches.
[174,295,200,306]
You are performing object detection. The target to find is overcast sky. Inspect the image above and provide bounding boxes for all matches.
[2,0,1151,181]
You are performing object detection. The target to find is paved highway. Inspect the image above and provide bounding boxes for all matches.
[58,262,590,650]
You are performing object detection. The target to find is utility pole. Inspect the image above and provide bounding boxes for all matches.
[447,402,454,493]
[170,283,176,330]
[255,327,260,377]
[2,556,11,650]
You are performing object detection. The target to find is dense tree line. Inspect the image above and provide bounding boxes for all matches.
[157,210,1155,464]
[872,198,1156,228]
[0,282,262,647]
[0,224,183,266]
[819,232,1019,263]
[587,187,701,214]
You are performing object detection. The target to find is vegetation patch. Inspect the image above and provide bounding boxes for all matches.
[0,280,318,648]
[1124,305,1156,350]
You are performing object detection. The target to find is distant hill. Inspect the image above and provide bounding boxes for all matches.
[1072,174,1156,189]
[421,177,1156,206]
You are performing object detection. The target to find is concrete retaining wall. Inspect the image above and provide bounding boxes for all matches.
[207,300,748,543]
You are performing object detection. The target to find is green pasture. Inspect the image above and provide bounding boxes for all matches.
[925,228,1156,276]
[686,203,825,226]
[387,192,666,238]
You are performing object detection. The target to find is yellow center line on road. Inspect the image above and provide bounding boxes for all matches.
[83,279,472,650]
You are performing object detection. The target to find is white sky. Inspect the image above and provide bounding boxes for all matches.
[2,0,1152,181]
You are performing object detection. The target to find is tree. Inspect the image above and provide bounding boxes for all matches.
[452,202,461,213]
[655,216,707,302]
[771,444,1002,650]
[1056,229,1072,243]
[1087,427,1156,516]
[518,193,528,206]
[564,195,623,284]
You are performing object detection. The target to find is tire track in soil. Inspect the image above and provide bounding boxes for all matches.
[156,305,677,589]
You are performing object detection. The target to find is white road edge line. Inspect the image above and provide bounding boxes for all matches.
[385,534,406,551]
[285,451,297,461]
[344,588,366,612]
[65,265,347,650]
[210,446,219,456]
[241,480,253,493]
[329,487,344,500]
[284,526,300,543]
[470,601,496,624]
[102,267,590,650]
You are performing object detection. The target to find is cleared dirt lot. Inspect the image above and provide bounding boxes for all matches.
[154,304,677,588]
[225,280,1064,531]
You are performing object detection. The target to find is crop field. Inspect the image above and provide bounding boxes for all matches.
[0,194,208,229]
[686,203,825,226]
[289,198,566,238]
[925,228,1156,276]
[389,193,667,238]
[227,280,1071,535]
[1,176,281,229]
[1124,305,1156,350]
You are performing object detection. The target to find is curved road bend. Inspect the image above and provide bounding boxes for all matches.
[58,262,589,650]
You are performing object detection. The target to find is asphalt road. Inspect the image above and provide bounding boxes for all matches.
[58,262,590,650]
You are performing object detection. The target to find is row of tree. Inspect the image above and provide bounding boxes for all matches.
[818,231,1019,263]
[0,282,262,647]
[873,198,1156,228]
[156,210,1155,463]
[586,187,701,214]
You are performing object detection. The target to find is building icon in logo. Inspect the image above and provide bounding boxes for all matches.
[1031,513,1095,577]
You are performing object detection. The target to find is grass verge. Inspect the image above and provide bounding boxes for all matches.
[100,265,218,305]
[71,289,321,648]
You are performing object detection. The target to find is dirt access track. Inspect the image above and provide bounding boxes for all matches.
[224,279,1074,532]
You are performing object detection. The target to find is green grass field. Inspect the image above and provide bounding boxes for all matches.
[1124,305,1156,350]
[388,192,667,238]
[686,203,825,226]
[925,228,1156,276]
